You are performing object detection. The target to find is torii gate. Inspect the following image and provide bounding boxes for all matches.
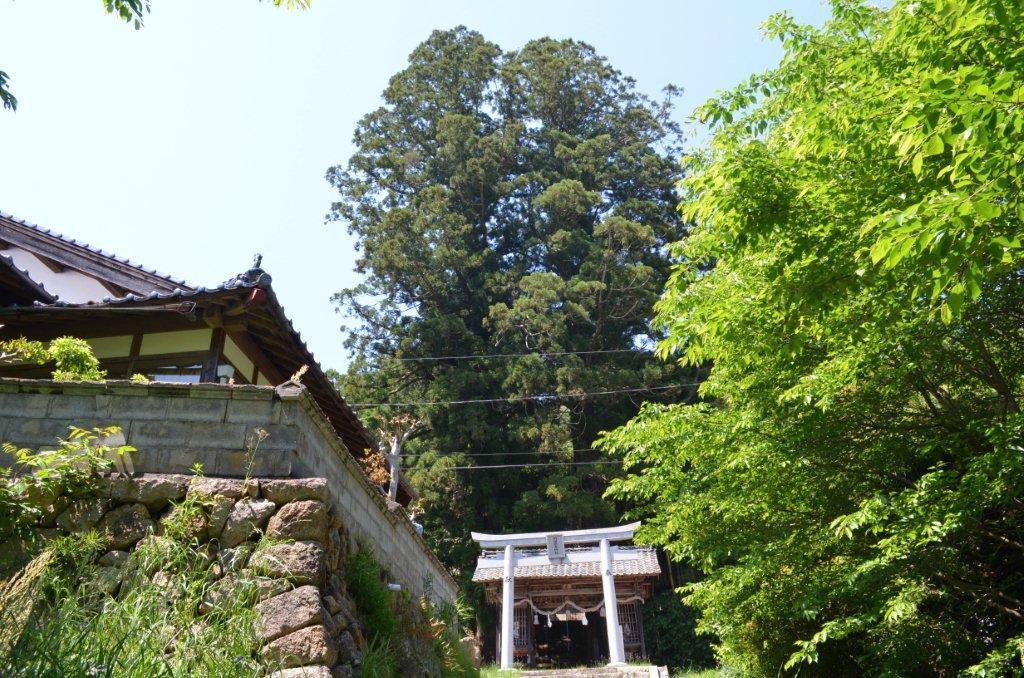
[471,522,651,669]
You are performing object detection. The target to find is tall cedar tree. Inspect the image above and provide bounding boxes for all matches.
[326,28,688,600]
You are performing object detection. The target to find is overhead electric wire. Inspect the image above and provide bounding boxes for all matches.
[399,447,602,458]
[445,460,624,470]
[384,348,652,362]
[349,382,698,408]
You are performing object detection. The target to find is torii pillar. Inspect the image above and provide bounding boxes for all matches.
[601,537,626,665]
[500,544,516,670]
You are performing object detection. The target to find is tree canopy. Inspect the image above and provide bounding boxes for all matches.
[601,0,1024,674]
[326,27,693,601]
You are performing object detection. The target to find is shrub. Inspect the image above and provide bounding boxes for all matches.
[0,336,105,382]
[46,337,105,381]
[345,551,478,676]
[421,596,477,677]
[0,426,131,541]
[361,635,398,677]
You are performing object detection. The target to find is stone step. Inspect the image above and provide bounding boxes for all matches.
[521,667,668,678]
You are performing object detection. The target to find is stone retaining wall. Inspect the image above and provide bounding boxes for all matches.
[34,473,369,675]
[0,378,457,604]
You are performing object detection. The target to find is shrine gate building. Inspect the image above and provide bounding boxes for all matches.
[471,522,661,669]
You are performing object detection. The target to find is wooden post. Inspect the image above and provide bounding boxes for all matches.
[500,544,516,670]
[124,332,143,378]
[200,328,225,383]
[601,538,625,665]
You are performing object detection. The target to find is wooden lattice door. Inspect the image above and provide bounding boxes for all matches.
[513,605,535,662]
[617,601,646,660]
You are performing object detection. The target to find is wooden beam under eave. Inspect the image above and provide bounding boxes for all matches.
[203,311,247,334]
[227,329,286,385]
[36,253,66,273]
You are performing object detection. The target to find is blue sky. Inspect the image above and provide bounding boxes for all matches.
[0,0,830,371]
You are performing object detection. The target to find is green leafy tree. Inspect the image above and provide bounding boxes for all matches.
[1,0,308,111]
[327,27,691,600]
[602,1,1024,674]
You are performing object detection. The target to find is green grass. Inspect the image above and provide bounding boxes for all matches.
[480,668,519,678]
[346,550,399,644]
[0,497,272,677]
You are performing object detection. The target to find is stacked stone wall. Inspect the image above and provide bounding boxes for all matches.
[33,472,376,676]
[0,379,457,604]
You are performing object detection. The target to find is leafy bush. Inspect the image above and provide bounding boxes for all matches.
[0,338,47,365]
[46,337,105,381]
[0,336,105,381]
[0,427,132,541]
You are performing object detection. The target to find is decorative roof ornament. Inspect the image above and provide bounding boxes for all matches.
[221,253,272,288]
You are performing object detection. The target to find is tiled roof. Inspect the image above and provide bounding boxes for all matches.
[0,252,55,303]
[21,266,263,308]
[473,548,661,582]
[0,210,191,290]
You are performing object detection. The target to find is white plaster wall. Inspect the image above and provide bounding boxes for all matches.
[223,337,256,382]
[87,335,133,358]
[0,246,112,303]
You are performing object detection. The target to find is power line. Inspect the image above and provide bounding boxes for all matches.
[384,348,652,362]
[445,460,624,471]
[349,382,697,408]
[400,448,602,458]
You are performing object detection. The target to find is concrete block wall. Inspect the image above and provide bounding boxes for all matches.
[0,378,458,603]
